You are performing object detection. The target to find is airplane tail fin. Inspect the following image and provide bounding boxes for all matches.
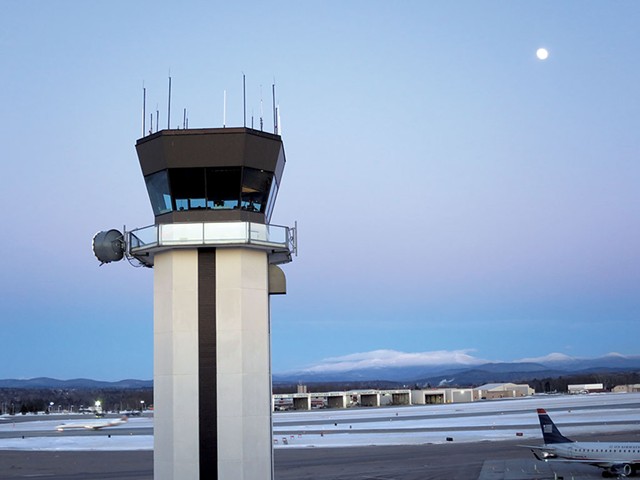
[537,408,572,444]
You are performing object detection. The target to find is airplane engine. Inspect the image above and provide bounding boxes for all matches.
[610,463,633,477]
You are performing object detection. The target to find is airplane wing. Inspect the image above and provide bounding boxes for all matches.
[520,445,559,461]
[96,416,128,429]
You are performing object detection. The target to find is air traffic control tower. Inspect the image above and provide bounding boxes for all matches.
[93,127,295,480]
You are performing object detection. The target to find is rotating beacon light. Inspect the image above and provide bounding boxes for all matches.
[93,126,296,480]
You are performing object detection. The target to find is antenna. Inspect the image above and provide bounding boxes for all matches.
[243,73,246,127]
[156,106,159,133]
[167,74,172,130]
[150,112,153,135]
[142,84,146,137]
[259,85,264,131]
[277,105,282,136]
[223,90,227,128]
[183,108,187,129]
[272,83,277,135]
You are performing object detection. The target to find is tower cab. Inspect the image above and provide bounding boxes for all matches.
[136,127,285,225]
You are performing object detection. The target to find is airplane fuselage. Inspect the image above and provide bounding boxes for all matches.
[530,408,640,477]
[544,441,640,464]
[55,416,128,432]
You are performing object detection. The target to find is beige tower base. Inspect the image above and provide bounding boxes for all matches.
[153,247,272,480]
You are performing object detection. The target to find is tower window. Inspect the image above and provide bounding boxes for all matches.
[241,168,272,213]
[144,166,276,216]
[144,170,173,216]
[206,168,241,209]
[170,168,206,211]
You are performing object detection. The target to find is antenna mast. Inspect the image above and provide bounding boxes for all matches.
[277,105,281,136]
[142,84,146,137]
[223,90,227,128]
[259,85,264,131]
[167,75,172,130]
[243,73,246,127]
[272,83,277,135]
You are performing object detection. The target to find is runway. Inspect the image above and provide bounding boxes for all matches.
[276,431,640,480]
[2,434,636,480]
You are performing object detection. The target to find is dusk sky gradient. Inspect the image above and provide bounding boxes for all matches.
[0,1,638,380]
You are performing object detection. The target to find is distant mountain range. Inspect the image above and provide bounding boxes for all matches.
[273,353,640,386]
[0,377,152,389]
[2,354,639,389]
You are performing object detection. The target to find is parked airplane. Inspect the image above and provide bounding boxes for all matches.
[527,408,640,477]
[56,415,128,432]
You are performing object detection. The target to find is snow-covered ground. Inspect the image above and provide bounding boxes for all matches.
[0,435,152,451]
[0,416,152,433]
[272,393,640,448]
[0,415,154,451]
[0,393,639,451]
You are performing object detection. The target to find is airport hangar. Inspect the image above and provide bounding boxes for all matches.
[272,383,534,411]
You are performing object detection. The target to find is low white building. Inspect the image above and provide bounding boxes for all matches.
[568,383,604,394]
[474,383,534,399]
[411,388,475,405]
[613,384,640,393]
[273,389,412,410]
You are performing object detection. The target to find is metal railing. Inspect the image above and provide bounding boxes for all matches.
[127,221,294,255]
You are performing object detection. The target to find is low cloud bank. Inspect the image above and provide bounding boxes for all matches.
[301,349,487,373]
[296,350,634,374]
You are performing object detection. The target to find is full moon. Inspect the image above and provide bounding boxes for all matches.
[536,48,549,60]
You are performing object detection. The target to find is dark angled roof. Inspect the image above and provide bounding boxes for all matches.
[135,127,284,177]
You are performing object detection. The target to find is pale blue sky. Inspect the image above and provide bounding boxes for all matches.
[0,1,638,380]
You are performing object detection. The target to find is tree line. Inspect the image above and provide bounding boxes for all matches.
[524,371,640,394]
[3,370,639,414]
[274,371,640,395]
[0,387,153,415]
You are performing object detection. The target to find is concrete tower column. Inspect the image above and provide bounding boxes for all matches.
[154,249,200,479]
[153,247,273,479]
[215,248,272,479]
